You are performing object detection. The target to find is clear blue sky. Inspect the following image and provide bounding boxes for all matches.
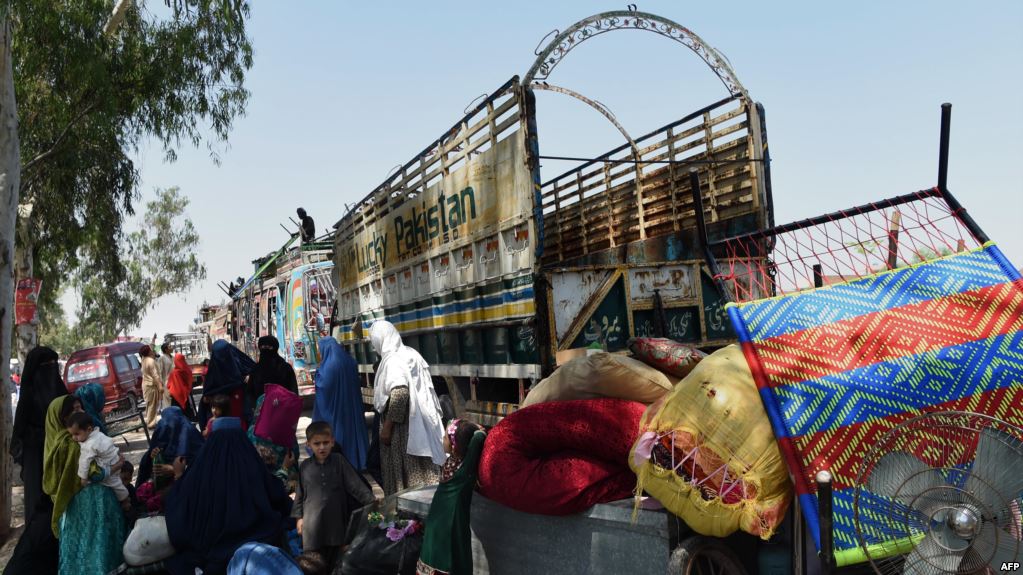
[123,0,1022,339]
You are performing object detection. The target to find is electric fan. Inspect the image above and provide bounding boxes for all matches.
[854,411,1023,574]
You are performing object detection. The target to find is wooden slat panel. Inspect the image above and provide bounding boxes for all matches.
[540,98,765,266]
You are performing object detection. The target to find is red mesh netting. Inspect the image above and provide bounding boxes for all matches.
[710,189,983,304]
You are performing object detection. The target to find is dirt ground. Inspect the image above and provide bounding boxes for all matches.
[0,407,382,569]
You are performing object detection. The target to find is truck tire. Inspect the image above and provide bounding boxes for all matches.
[668,536,748,575]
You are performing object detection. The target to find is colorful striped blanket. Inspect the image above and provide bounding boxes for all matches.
[726,244,1023,565]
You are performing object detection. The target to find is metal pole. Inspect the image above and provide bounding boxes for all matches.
[689,169,729,300]
[938,103,951,193]
[813,264,824,289]
[933,103,991,244]
[816,470,835,575]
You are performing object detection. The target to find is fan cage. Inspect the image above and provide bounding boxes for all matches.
[853,411,1023,575]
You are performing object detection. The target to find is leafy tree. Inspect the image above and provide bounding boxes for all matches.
[36,297,94,357]
[0,0,253,533]
[13,0,252,357]
[75,186,206,341]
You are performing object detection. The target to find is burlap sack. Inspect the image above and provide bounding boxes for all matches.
[522,352,674,407]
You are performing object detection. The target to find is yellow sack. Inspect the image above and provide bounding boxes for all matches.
[629,345,792,539]
[522,352,675,408]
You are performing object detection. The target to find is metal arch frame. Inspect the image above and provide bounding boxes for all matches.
[523,10,749,100]
[529,81,639,156]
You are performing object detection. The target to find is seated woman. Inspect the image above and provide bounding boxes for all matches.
[164,417,292,575]
[135,406,204,514]
[43,395,128,574]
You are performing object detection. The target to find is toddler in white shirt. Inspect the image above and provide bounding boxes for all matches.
[66,412,130,510]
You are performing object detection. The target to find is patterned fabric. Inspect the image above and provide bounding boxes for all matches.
[728,244,1023,565]
[74,383,108,434]
[478,398,646,515]
[628,337,706,378]
[380,386,440,495]
[58,483,128,575]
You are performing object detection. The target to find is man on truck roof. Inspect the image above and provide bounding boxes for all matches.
[297,207,316,243]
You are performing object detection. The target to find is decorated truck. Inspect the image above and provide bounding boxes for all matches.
[230,237,335,387]
[331,12,773,424]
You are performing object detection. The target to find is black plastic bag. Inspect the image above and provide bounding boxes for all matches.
[338,497,422,575]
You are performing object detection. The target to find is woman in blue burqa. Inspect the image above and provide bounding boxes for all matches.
[164,417,291,575]
[312,337,369,470]
[135,406,204,487]
[198,340,256,430]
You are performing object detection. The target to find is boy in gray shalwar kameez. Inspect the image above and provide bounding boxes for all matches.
[293,421,375,570]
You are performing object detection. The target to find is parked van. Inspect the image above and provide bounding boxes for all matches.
[64,342,145,412]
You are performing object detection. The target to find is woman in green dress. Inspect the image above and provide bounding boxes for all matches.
[417,420,486,575]
[42,395,127,574]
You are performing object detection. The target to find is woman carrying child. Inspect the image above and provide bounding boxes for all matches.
[417,420,487,575]
[43,395,128,574]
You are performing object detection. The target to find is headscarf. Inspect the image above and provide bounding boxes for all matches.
[167,354,193,409]
[73,382,107,434]
[248,336,298,399]
[203,340,256,398]
[369,321,446,465]
[136,406,204,486]
[42,396,82,538]
[11,346,66,464]
[199,340,256,430]
[164,418,291,575]
[227,542,303,575]
[441,420,464,482]
[313,337,369,469]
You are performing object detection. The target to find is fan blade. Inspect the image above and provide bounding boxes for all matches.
[966,427,1023,515]
[969,518,1022,572]
[902,533,966,575]
[869,451,942,506]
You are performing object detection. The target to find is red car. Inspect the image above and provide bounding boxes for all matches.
[64,342,145,412]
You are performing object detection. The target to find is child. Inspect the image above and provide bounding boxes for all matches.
[203,394,231,438]
[66,412,131,511]
[418,419,487,575]
[293,422,375,571]
[120,460,138,506]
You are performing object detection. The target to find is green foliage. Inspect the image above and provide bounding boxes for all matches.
[74,186,205,341]
[11,0,251,328]
[36,297,94,357]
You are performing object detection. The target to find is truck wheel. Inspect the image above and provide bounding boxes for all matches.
[668,536,748,575]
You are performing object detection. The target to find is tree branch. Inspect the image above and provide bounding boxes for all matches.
[21,98,100,180]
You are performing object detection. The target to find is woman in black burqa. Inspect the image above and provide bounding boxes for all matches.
[247,335,298,404]
[10,346,67,517]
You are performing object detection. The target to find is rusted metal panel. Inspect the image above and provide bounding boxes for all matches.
[551,269,612,341]
[627,265,697,304]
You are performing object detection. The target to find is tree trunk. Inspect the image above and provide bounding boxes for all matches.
[0,14,21,536]
[14,205,35,363]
